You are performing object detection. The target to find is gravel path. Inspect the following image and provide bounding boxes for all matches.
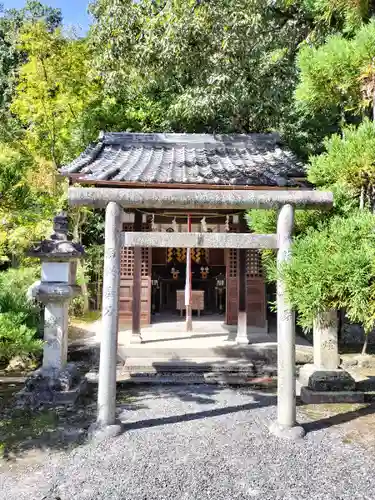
[1,385,374,500]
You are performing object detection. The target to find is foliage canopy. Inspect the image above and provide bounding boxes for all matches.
[89,0,314,133]
[281,211,375,332]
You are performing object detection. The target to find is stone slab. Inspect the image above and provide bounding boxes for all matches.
[86,368,277,386]
[122,231,278,249]
[299,364,356,392]
[300,387,364,404]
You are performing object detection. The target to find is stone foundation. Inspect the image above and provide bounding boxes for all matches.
[299,365,356,391]
[300,387,364,404]
[17,363,88,410]
[299,364,363,404]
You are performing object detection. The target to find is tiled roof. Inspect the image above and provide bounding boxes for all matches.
[61,132,306,187]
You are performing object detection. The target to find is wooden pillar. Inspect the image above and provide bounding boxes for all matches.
[185,214,193,332]
[236,216,248,343]
[131,210,142,343]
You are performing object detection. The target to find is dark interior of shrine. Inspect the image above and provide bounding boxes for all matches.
[151,247,226,316]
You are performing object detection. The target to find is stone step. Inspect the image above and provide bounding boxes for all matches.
[122,358,276,375]
[86,355,280,386]
[117,345,312,365]
[86,369,277,387]
[122,374,277,386]
[123,358,251,370]
[118,345,278,362]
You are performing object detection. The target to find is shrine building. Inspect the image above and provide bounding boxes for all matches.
[62,132,306,335]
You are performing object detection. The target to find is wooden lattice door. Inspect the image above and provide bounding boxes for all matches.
[225,243,267,328]
[246,250,267,328]
[225,248,239,325]
[119,223,151,324]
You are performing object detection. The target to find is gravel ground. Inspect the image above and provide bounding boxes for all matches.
[1,385,375,500]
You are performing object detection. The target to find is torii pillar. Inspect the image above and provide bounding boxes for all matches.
[269,204,305,440]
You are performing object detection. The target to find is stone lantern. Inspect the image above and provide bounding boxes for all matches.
[18,213,86,408]
[28,212,84,369]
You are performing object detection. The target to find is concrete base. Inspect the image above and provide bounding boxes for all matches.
[130,333,143,344]
[235,311,248,344]
[269,421,305,440]
[300,387,364,404]
[299,364,356,392]
[88,422,123,442]
[236,319,269,344]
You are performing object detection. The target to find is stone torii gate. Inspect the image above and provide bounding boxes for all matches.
[68,187,333,440]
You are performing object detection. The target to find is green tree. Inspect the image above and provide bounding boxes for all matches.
[0,1,62,141]
[88,0,316,133]
[0,143,63,262]
[250,119,375,348]
[308,119,375,205]
[302,0,371,33]
[295,21,375,129]
[11,21,100,165]
[281,211,375,336]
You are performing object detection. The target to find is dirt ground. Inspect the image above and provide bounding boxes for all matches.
[299,402,375,447]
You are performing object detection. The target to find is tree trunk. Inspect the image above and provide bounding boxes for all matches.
[360,186,365,209]
[362,334,369,355]
[78,260,90,314]
[72,210,89,315]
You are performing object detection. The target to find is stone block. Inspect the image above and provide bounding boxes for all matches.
[269,421,306,440]
[49,379,88,406]
[88,422,123,443]
[299,364,356,391]
[300,387,364,404]
[355,376,375,392]
[17,363,87,409]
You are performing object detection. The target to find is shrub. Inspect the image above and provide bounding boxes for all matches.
[0,267,43,364]
[280,210,375,332]
[0,312,43,361]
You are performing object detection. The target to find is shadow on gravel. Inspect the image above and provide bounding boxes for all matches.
[302,403,375,434]
[119,391,277,432]
[118,383,225,407]
[1,381,269,462]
